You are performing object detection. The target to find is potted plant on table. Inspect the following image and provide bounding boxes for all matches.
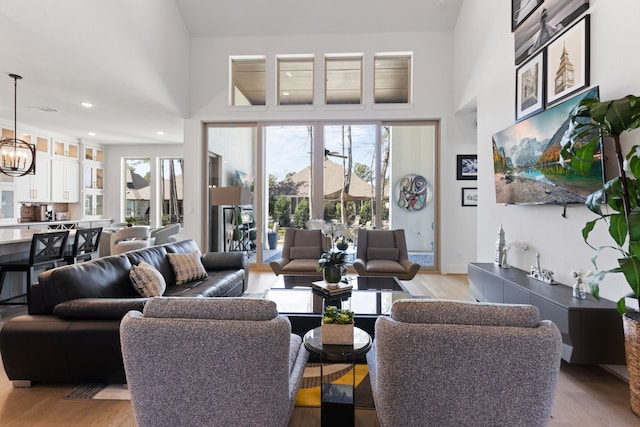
[307,220,349,284]
[561,93,640,416]
[321,305,354,345]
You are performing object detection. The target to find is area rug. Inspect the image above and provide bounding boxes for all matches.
[64,363,374,407]
[295,362,374,408]
[64,383,130,401]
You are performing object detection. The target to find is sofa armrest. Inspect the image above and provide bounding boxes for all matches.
[201,251,247,270]
[201,251,249,292]
[53,298,147,320]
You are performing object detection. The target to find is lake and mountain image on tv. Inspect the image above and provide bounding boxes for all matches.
[492,87,603,205]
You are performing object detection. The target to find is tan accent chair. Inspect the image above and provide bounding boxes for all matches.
[269,229,325,276]
[353,229,420,280]
[110,226,150,255]
[367,299,562,427]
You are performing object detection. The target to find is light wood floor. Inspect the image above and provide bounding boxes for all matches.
[0,271,637,426]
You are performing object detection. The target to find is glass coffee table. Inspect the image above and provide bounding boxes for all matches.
[264,274,419,336]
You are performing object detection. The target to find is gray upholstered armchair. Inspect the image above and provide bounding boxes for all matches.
[120,297,309,427]
[366,299,562,427]
[353,229,420,280]
[269,228,326,276]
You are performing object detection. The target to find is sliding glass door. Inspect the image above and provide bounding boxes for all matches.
[206,121,438,271]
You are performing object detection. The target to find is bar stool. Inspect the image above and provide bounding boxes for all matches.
[64,227,102,264]
[0,231,70,306]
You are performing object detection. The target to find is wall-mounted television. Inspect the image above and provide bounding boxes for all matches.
[492,86,603,205]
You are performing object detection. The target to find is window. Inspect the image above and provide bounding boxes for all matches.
[160,158,184,226]
[374,55,411,103]
[325,56,363,104]
[231,57,266,106]
[124,159,150,225]
[277,57,314,105]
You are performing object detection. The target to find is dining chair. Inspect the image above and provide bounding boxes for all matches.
[64,227,102,264]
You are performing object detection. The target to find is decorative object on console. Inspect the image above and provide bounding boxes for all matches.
[0,74,35,177]
[495,225,505,266]
[321,305,354,345]
[529,253,554,284]
[502,240,529,269]
[571,270,588,299]
[561,92,640,417]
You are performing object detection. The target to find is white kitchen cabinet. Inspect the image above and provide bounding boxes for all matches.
[84,191,103,217]
[51,158,79,203]
[16,152,49,202]
[52,140,79,160]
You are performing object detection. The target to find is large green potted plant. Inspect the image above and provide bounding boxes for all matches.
[561,94,640,415]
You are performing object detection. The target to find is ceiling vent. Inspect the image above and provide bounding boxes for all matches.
[28,106,59,113]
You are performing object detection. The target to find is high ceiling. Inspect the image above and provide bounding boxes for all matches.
[0,0,462,145]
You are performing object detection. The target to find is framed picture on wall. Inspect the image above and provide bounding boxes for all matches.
[457,154,478,180]
[512,0,543,32]
[514,0,589,65]
[545,15,590,106]
[462,187,478,207]
[516,50,545,121]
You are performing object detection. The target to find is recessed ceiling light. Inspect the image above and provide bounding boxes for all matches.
[81,102,93,108]
[282,92,290,96]
[156,131,165,135]
[286,72,293,78]
[88,132,96,136]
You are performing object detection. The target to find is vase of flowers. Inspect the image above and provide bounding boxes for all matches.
[322,305,354,345]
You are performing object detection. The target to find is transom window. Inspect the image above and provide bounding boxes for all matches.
[325,56,363,104]
[374,54,412,103]
[277,57,314,105]
[231,57,266,106]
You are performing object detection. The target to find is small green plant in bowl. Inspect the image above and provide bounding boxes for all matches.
[322,306,354,324]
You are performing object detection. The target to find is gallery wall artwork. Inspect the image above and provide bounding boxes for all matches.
[514,0,589,65]
[516,50,545,121]
[545,15,590,106]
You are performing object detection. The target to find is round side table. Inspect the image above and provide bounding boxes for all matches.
[303,326,372,427]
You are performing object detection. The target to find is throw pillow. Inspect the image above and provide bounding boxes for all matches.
[167,250,208,285]
[130,261,166,297]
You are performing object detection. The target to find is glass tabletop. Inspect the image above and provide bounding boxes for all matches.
[272,274,407,292]
[264,286,411,316]
[303,326,372,357]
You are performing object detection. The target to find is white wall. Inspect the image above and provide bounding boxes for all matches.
[182,30,477,273]
[454,0,640,301]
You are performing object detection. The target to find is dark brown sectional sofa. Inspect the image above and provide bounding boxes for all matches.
[0,239,248,385]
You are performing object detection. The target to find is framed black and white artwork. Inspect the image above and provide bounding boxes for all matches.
[516,50,545,121]
[514,0,589,65]
[457,155,478,181]
[462,187,478,207]
[512,0,543,32]
[545,15,590,106]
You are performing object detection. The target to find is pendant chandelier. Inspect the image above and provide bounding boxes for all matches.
[0,74,35,177]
